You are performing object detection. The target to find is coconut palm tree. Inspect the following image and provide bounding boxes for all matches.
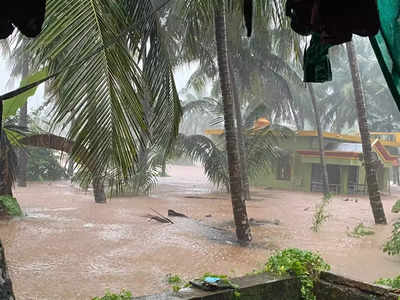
[24,0,182,199]
[346,41,387,225]
[213,0,251,242]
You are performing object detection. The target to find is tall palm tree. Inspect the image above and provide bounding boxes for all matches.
[346,41,387,225]
[213,0,251,243]
[308,84,329,197]
[229,56,250,200]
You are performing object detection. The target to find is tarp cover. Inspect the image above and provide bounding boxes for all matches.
[370,0,400,110]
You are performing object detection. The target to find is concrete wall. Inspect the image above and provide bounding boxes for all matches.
[133,272,400,300]
[134,273,301,300]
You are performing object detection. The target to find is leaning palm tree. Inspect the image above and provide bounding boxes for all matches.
[346,41,387,225]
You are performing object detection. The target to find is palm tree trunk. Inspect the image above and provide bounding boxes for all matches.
[346,41,387,224]
[228,57,250,201]
[17,58,29,187]
[0,133,14,197]
[161,155,168,177]
[308,84,330,197]
[92,177,106,203]
[214,0,251,243]
[0,239,15,300]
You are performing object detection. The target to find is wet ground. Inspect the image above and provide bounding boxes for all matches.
[1,165,399,299]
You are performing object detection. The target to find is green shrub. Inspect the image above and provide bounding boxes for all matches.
[0,195,23,216]
[383,222,400,256]
[91,289,132,300]
[26,147,66,181]
[375,275,400,289]
[265,248,330,300]
[392,200,400,213]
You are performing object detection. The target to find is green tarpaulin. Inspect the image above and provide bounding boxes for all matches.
[370,0,400,111]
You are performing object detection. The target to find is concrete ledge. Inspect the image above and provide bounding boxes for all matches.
[133,271,400,300]
[315,272,400,300]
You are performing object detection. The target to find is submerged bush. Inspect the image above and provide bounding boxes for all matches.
[383,221,400,256]
[392,200,400,213]
[0,195,23,216]
[350,223,375,237]
[91,290,132,300]
[265,248,330,300]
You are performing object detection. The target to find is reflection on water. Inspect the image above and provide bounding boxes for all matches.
[0,165,399,299]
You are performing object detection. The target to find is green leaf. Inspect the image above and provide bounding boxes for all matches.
[2,68,48,119]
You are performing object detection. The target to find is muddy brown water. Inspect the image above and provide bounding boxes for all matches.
[0,165,399,299]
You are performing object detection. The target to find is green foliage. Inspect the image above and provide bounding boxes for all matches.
[167,274,183,284]
[26,147,66,181]
[265,248,330,300]
[392,200,400,213]
[375,275,400,289]
[349,223,375,238]
[0,195,23,216]
[2,69,48,120]
[91,289,132,300]
[311,195,331,232]
[383,221,400,256]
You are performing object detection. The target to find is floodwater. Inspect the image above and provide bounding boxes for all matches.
[1,165,399,299]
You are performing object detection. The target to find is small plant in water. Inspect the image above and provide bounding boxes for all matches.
[167,274,182,284]
[349,223,375,238]
[383,221,400,256]
[311,194,331,232]
[265,248,330,300]
[92,289,132,300]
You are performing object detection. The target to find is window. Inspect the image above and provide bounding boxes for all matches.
[277,155,291,180]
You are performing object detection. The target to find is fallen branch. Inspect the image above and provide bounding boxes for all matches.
[168,209,188,218]
[150,208,174,224]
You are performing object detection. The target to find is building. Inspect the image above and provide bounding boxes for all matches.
[205,127,400,195]
[252,131,399,194]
